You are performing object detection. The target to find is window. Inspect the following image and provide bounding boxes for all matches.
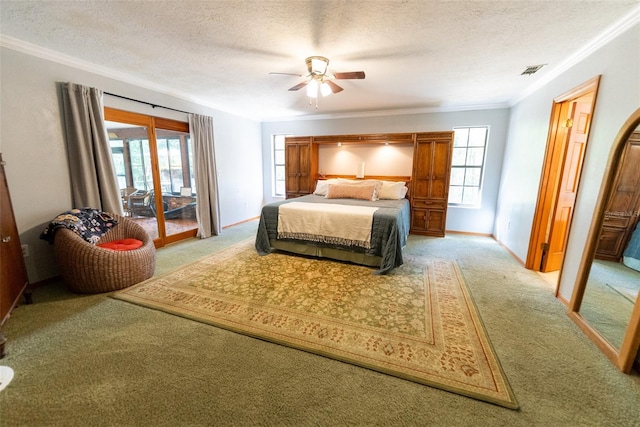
[156,130,193,194]
[272,134,288,197]
[107,125,193,195]
[449,126,489,206]
[127,138,153,191]
[109,139,126,188]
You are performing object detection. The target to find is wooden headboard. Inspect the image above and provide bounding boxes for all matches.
[316,174,411,182]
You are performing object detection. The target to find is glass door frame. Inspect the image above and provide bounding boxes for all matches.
[104,107,197,247]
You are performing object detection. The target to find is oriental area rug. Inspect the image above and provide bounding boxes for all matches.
[113,239,518,409]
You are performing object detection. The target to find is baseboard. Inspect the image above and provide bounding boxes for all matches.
[445,230,493,237]
[493,237,526,267]
[223,216,260,229]
[555,293,570,307]
[26,275,61,290]
[444,230,526,266]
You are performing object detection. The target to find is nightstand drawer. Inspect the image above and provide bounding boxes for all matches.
[411,199,446,209]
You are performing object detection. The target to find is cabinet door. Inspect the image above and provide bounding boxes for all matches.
[285,139,312,198]
[607,137,640,216]
[285,143,301,195]
[596,133,640,259]
[297,143,311,194]
[596,226,629,261]
[412,140,434,199]
[1,154,29,326]
[412,137,452,200]
[430,139,453,201]
[411,207,446,237]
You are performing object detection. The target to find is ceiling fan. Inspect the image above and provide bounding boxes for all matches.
[270,56,365,102]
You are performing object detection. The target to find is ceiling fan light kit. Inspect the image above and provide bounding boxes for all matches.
[306,79,318,97]
[320,82,332,97]
[271,56,366,108]
[307,56,329,75]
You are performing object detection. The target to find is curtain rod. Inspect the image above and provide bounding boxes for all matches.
[103,92,191,115]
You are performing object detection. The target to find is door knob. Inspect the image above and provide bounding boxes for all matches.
[2,236,11,243]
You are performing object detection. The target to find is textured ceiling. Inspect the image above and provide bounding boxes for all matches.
[0,1,638,121]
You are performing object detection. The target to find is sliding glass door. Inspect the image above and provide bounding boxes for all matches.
[105,108,197,246]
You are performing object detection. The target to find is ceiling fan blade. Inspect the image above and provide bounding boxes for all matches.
[288,81,308,91]
[269,72,303,77]
[333,71,365,80]
[325,80,344,94]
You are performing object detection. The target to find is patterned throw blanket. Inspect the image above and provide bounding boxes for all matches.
[40,208,118,244]
[277,202,379,249]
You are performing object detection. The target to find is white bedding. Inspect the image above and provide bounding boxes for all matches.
[277,202,379,249]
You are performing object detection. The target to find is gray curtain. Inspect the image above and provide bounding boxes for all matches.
[190,113,221,238]
[60,82,123,215]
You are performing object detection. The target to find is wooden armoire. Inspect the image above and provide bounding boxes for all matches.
[285,137,318,199]
[409,132,454,237]
[1,153,29,355]
[283,131,454,237]
[595,131,640,261]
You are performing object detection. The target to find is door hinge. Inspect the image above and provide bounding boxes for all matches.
[539,242,550,270]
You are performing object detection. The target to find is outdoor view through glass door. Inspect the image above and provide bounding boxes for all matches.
[105,107,197,246]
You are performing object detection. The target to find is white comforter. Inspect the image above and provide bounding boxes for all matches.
[277,202,379,249]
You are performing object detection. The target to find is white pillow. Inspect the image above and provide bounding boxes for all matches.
[378,181,408,200]
[313,179,339,196]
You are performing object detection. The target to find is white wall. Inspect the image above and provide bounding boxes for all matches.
[318,144,414,177]
[0,47,263,283]
[495,23,640,301]
[261,108,510,235]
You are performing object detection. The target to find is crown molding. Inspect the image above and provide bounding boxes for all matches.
[510,4,640,106]
[260,103,511,122]
[0,35,178,97]
[0,34,510,123]
[3,1,637,125]
[0,34,257,119]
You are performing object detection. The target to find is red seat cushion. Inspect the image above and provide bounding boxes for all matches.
[97,238,143,251]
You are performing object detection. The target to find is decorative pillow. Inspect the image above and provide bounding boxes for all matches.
[97,238,143,251]
[326,184,377,201]
[336,179,382,200]
[378,181,408,200]
[313,179,339,196]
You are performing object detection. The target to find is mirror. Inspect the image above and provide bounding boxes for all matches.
[581,259,639,349]
[569,108,640,374]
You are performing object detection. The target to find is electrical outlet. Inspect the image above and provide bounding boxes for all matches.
[21,244,29,257]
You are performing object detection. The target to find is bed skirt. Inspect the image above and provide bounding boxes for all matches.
[269,239,383,268]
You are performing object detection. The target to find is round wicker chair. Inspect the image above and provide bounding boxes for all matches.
[54,215,156,293]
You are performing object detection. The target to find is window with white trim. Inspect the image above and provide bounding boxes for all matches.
[272,134,287,197]
[448,126,489,206]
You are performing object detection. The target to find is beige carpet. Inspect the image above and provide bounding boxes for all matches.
[113,239,518,409]
[607,284,639,303]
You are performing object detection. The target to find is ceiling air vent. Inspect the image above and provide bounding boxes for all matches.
[521,64,546,75]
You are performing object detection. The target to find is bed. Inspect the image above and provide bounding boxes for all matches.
[623,221,640,272]
[255,178,411,274]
